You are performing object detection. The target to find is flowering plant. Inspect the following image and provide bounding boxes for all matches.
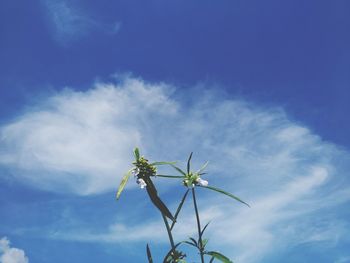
[117,148,249,263]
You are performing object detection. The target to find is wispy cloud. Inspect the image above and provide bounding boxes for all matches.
[208,167,341,262]
[0,77,176,195]
[1,75,349,262]
[0,237,28,263]
[42,0,120,45]
[335,256,350,263]
[46,205,221,244]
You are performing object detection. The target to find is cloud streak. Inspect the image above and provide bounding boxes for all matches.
[1,75,349,262]
[42,0,120,45]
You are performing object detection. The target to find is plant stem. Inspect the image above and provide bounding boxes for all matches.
[192,187,205,263]
[162,213,175,251]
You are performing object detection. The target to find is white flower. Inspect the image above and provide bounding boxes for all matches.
[196,178,208,187]
[136,178,147,189]
[132,168,140,177]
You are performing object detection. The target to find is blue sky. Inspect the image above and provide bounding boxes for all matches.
[0,0,350,262]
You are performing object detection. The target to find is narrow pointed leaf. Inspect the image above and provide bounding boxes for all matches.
[189,237,198,248]
[209,256,215,263]
[150,161,177,166]
[201,238,209,249]
[157,174,185,179]
[146,244,153,263]
[187,152,193,174]
[116,169,133,200]
[145,177,175,221]
[200,221,211,238]
[170,164,187,176]
[200,185,250,207]
[170,189,189,230]
[196,161,209,174]
[133,147,140,161]
[183,241,197,248]
[205,251,233,263]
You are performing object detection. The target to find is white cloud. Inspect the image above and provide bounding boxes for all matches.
[0,77,176,195]
[1,75,350,262]
[42,0,120,45]
[0,237,28,263]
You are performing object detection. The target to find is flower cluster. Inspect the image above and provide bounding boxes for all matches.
[183,172,208,188]
[132,157,157,188]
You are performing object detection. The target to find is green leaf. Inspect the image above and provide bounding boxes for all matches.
[157,174,185,179]
[134,147,140,161]
[200,185,250,207]
[201,238,209,249]
[170,164,187,176]
[183,241,197,248]
[145,177,175,221]
[196,161,209,175]
[146,244,153,263]
[205,251,233,263]
[189,237,198,248]
[187,152,193,174]
[170,189,189,231]
[116,169,133,200]
[200,221,211,238]
[150,161,177,166]
[209,256,215,263]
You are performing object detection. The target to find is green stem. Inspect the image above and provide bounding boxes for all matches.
[162,213,175,252]
[192,187,205,263]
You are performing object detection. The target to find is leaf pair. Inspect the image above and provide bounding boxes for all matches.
[184,221,210,250]
[163,242,186,263]
[147,242,186,263]
[147,244,188,263]
[183,238,233,262]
